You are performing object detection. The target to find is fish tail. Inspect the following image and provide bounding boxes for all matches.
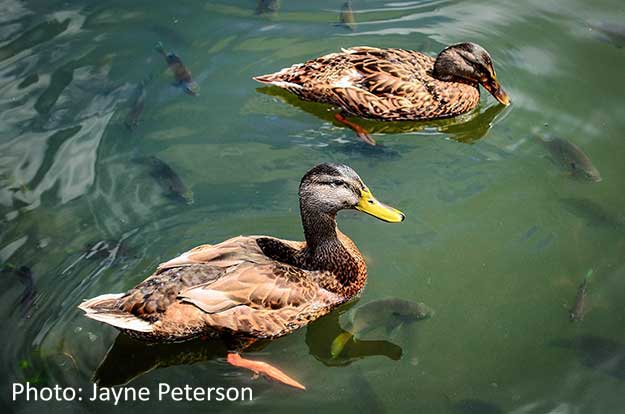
[584,269,594,281]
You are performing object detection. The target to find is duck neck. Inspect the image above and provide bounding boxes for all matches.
[300,203,341,261]
[298,202,365,296]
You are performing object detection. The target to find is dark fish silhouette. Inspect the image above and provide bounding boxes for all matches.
[3,264,36,318]
[350,369,386,413]
[551,335,625,381]
[140,156,193,204]
[338,1,356,31]
[155,41,198,96]
[125,76,153,130]
[537,134,601,182]
[256,0,280,15]
[350,298,433,335]
[559,197,625,229]
[570,270,593,322]
[331,298,433,357]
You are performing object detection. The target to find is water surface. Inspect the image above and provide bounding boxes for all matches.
[1,0,625,413]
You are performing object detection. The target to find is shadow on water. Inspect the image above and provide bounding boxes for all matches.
[551,335,625,381]
[305,307,403,367]
[256,86,507,144]
[93,334,231,387]
[93,306,402,386]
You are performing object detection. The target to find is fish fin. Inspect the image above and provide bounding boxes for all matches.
[387,321,404,339]
[330,332,354,358]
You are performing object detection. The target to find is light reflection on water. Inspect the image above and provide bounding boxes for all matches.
[1,0,624,413]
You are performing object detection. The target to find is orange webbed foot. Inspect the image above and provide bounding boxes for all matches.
[334,113,376,145]
[227,353,306,390]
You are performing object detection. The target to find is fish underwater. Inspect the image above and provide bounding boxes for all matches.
[155,41,198,96]
[536,133,601,182]
[338,1,356,31]
[140,156,193,204]
[570,269,593,322]
[256,0,280,15]
[331,298,433,358]
[551,335,625,381]
[350,369,386,413]
[2,264,36,318]
[125,75,153,130]
[559,197,625,229]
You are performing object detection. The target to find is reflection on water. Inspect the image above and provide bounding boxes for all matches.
[306,306,403,367]
[255,86,507,144]
[93,334,230,387]
[1,0,625,413]
[94,309,405,387]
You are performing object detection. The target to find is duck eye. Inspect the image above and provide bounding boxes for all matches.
[329,180,343,188]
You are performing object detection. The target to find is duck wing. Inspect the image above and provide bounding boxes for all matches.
[81,236,338,339]
[329,47,441,119]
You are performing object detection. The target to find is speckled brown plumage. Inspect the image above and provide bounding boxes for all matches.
[81,235,362,342]
[79,164,400,344]
[253,46,481,121]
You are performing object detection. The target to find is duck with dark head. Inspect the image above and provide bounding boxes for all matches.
[254,42,509,144]
[79,163,404,390]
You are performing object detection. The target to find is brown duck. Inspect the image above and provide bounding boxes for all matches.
[253,43,510,144]
[79,163,404,389]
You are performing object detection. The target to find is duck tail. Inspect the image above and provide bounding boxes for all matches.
[252,64,305,90]
[79,293,154,333]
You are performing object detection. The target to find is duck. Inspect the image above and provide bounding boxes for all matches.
[253,43,509,144]
[79,163,404,389]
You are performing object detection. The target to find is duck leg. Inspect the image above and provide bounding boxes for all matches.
[334,112,376,145]
[226,353,306,390]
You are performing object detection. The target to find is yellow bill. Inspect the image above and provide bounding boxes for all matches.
[355,188,405,223]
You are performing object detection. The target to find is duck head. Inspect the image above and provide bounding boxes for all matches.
[433,42,510,106]
[299,163,405,223]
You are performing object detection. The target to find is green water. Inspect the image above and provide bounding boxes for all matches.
[1,0,625,412]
